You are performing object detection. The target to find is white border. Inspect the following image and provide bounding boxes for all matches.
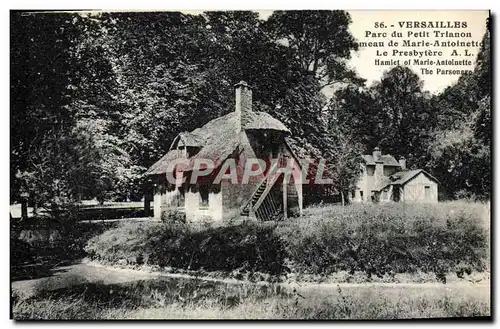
[3,1,496,328]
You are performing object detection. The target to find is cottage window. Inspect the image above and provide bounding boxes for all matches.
[424,186,431,199]
[199,185,209,208]
[173,187,185,208]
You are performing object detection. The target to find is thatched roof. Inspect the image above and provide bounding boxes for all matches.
[146,110,291,175]
[178,132,203,147]
[243,111,290,132]
[145,149,184,175]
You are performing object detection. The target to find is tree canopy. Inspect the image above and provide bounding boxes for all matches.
[10,11,491,212]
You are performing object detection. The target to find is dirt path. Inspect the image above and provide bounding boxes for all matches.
[11,261,490,300]
[12,262,159,299]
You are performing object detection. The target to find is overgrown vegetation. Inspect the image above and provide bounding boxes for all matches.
[85,221,287,276]
[279,202,489,280]
[85,202,489,281]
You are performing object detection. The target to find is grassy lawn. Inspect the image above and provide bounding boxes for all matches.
[103,287,490,319]
[12,276,490,320]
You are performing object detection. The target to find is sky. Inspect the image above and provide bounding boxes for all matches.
[256,10,488,94]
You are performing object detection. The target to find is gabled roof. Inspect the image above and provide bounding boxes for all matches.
[362,154,400,166]
[378,169,439,190]
[146,110,290,175]
[389,169,438,185]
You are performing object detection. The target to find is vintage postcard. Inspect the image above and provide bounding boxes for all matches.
[10,9,491,320]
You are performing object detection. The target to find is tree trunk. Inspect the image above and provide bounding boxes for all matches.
[32,194,38,217]
[144,198,151,217]
[341,191,345,207]
[282,181,288,220]
[21,198,28,221]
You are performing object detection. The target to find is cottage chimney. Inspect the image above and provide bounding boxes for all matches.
[235,81,252,129]
[373,147,381,161]
[373,146,384,191]
[399,156,407,170]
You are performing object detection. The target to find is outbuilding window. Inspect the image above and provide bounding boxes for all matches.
[424,186,431,199]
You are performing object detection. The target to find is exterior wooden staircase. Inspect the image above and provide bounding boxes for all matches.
[254,187,283,221]
[240,183,267,217]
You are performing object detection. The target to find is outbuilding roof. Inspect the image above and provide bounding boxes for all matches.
[361,154,400,166]
[389,169,439,185]
[377,169,439,191]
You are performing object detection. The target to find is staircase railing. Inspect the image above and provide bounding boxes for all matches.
[252,170,282,211]
[240,158,281,214]
[255,187,283,221]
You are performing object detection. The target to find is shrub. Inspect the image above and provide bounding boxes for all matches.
[160,209,186,224]
[84,202,489,278]
[85,221,287,275]
[11,238,34,265]
[277,202,489,277]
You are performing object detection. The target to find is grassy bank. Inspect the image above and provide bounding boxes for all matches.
[85,221,286,276]
[279,202,489,279]
[12,277,490,320]
[84,202,489,282]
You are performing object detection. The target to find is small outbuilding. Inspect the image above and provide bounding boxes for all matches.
[352,147,438,203]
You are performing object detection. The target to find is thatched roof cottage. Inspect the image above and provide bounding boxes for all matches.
[145,81,303,223]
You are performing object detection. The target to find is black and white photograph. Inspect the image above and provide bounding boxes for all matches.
[9,9,491,320]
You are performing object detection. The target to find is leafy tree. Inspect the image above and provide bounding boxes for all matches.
[11,12,124,212]
[428,24,491,200]
[428,104,490,199]
[265,10,364,88]
[326,131,363,206]
[11,12,89,210]
[98,12,232,171]
[331,85,377,149]
[15,124,108,218]
[334,66,436,169]
[371,67,436,168]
